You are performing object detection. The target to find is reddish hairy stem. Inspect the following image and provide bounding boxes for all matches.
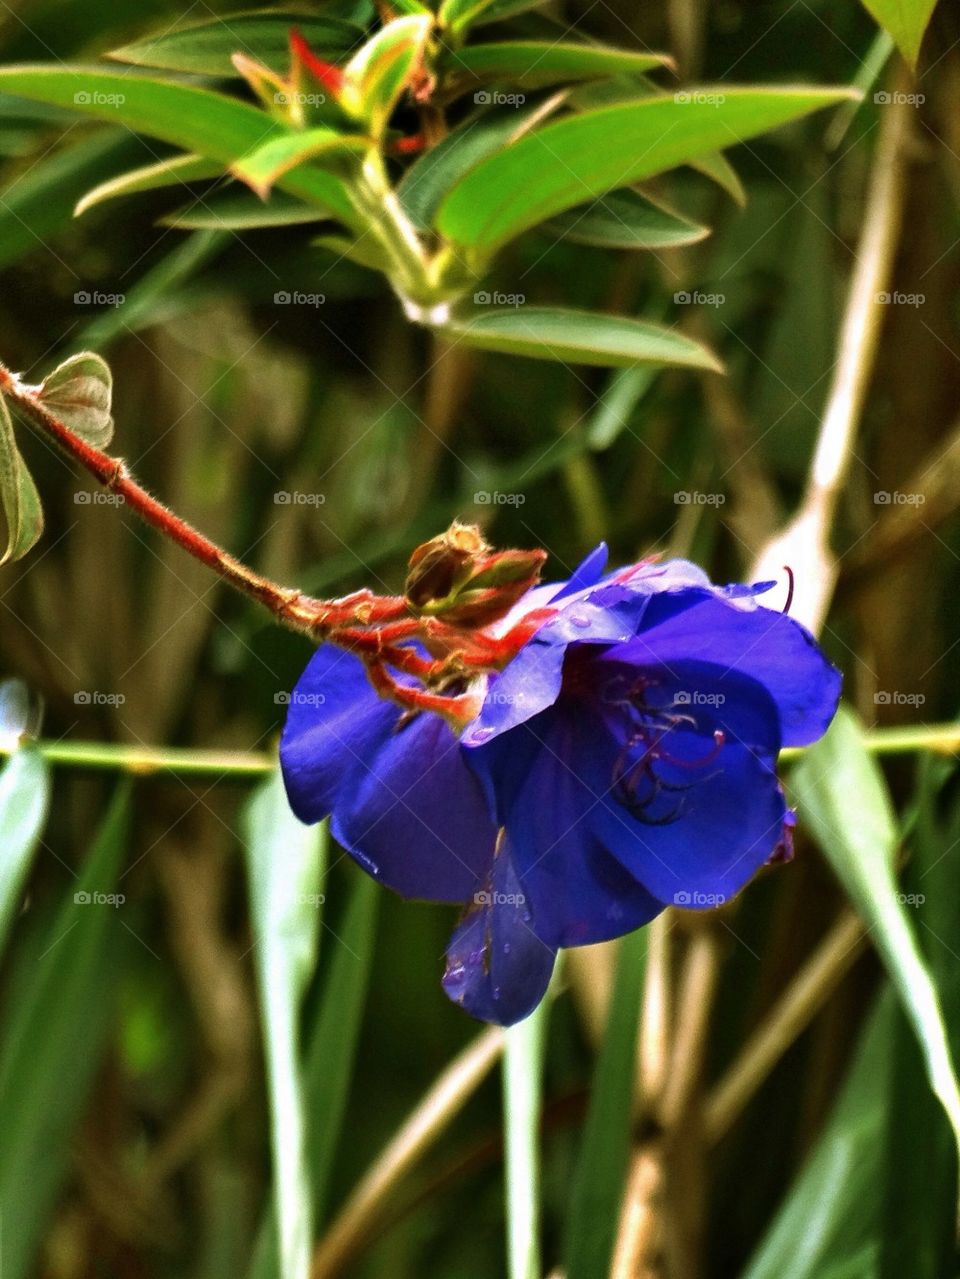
[0,364,409,637]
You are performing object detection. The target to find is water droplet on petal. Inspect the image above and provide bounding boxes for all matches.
[471,727,494,744]
[502,942,511,955]
[569,613,590,629]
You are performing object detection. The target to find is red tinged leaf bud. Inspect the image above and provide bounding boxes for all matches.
[405,522,546,627]
[289,27,346,95]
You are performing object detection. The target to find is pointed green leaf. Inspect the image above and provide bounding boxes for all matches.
[247,872,378,1279]
[543,189,709,250]
[75,152,222,217]
[398,99,554,230]
[444,41,670,93]
[110,11,363,77]
[231,127,365,199]
[742,994,893,1279]
[586,364,658,449]
[0,785,130,1279]
[791,705,960,1182]
[858,0,938,68]
[0,68,361,228]
[0,748,50,952]
[439,0,550,37]
[164,189,326,230]
[436,88,857,256]
[38,352,114,448]
[445,306,721,370]
[243,770,326,1279]
[565,931,646,1279]
[312,231,392,272]
[344,15,433,136]
[0,131,145,270]
[0,393,44,565]
[689,149,746,204]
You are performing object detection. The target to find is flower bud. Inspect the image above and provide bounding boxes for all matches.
[405,523,546,627]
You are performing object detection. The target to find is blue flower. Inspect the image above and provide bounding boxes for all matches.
[280,546,841,1026]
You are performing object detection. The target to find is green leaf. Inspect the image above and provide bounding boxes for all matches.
[164,189,327,230]
[742,993,893,1279]
[436,88,856,257]
[344,15,433,136]
[38,352,114,448]
[443,41,670,93]
[0,785,130,1279]
[791,705,960,1182]
[0,68,361,228]
[79,230,227,349]
[858,0,938,68]
[231,127,365,199]
[879,756,960,1279]
[75,152,222,217]
[248,869,379,1279]
[398,99,555,230]
[439,0,550,37]
[585,364,658,449]
[312,231,392,272]
[543,189,709,250]
[0,130,145,270]
[0,748,50,952]
[565,931,646,1279]
[109,11,363,77]
[689,149,746,205]
[444,306,722,370]
[504,1000,548,1279]
[243,770,326,1279]
[0,393,44,565]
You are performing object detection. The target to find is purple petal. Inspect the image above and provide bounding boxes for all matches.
[442,834,556,1025]
[280,644,396,823]
[614,590,842,746]
[333,710,498,903]
[472,708,665,947]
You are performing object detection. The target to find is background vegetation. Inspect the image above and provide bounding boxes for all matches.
[0,0,958,1276]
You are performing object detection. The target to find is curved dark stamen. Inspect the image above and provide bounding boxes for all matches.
[782,565,795,615]
[610,682,727,824]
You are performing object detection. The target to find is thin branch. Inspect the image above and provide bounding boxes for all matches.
[750,80,913,634]
[703,911,867,1144]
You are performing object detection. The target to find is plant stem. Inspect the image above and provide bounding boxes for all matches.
[503,1005,548,1279]
[749,76,912,633]
[3,720,958,778]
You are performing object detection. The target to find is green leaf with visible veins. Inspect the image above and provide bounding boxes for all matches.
[445,307,721,370]
[0,394,43,565]
[0,68,362,229]
[435,88,857,258]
